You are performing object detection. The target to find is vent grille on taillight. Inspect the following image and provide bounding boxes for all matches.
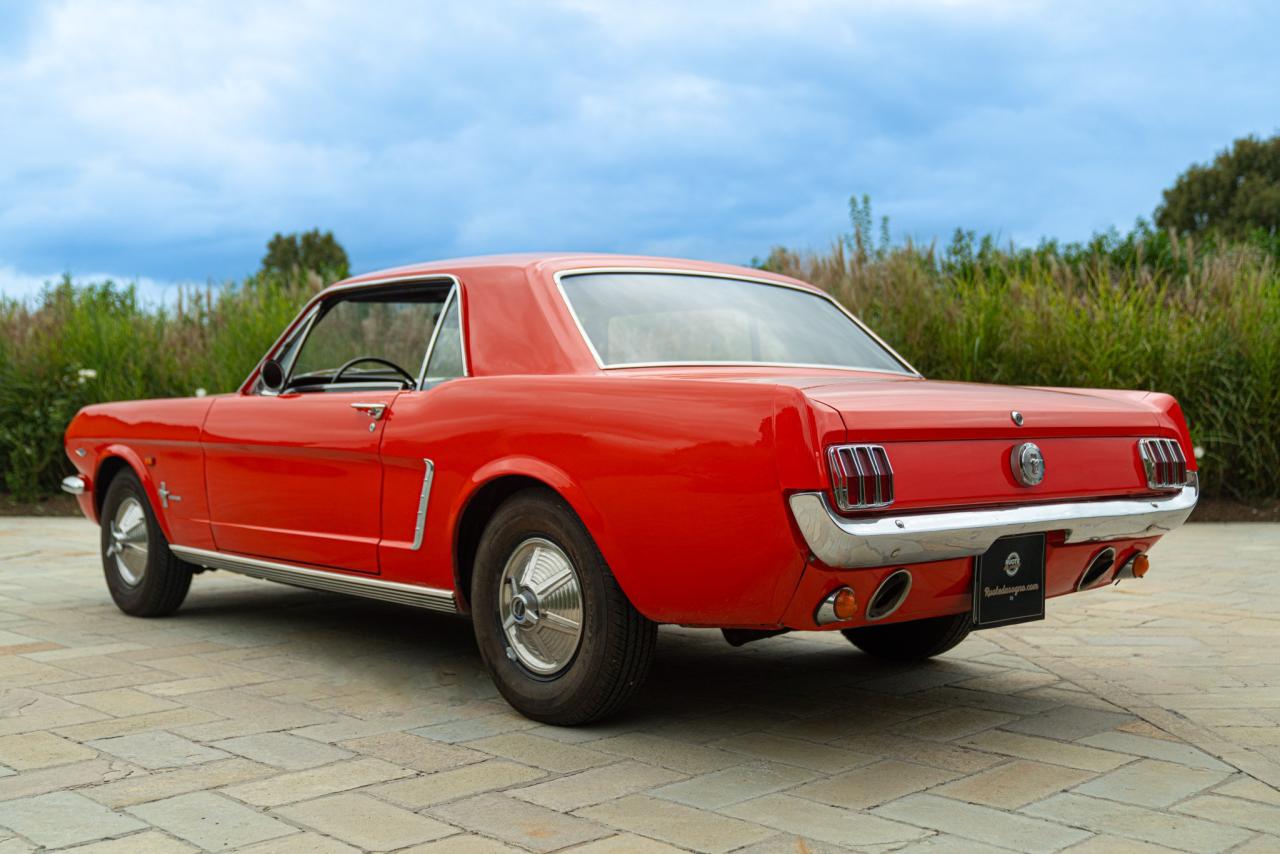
[827,444,894,511]
[1138,438,1188,490]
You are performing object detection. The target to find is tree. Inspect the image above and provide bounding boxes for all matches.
[260,230,350,279]
[1155,134,1280,238]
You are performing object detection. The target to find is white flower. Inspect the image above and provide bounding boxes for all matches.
[1193,446,1205,460]
[76,368,97,384]
[194,388,207,397]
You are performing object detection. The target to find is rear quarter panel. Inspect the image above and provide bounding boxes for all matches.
[379,376,826,626]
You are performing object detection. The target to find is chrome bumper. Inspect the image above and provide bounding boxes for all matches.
[60,475,87,496]
[788,476,1198,569]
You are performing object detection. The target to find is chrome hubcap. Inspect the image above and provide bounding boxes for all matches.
[107,497,148,587]
[498,537,583,675]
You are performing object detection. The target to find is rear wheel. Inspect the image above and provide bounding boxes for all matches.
[471,488,656,725]
[99,470,193,617]
[841,613,972,661]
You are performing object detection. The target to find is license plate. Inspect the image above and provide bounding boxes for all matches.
[973,533,1046,628]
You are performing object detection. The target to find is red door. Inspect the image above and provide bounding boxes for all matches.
[201,391,398,573]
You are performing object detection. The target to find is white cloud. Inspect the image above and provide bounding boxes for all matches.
[0,266,185,305]
[0,0,1277,292]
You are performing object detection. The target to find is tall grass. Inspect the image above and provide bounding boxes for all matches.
[0,272,322,499]
[760,226,1280,501]
[1,227,1277,502]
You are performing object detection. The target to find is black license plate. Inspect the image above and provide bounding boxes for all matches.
[973,533,1046,628]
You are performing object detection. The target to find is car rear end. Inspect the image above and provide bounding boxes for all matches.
[777,379,1197,633]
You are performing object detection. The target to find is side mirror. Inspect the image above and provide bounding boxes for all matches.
[260,359,285,392]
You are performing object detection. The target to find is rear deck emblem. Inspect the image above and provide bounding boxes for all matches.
[1010,442,1045,487]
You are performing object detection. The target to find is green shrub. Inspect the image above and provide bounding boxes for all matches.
[0,272,321,501]
[2,227,1277,503]
[759,225,1280,501]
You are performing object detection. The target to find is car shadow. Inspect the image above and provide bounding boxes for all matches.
[173,577,999,731]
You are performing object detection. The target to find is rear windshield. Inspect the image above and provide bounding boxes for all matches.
[559,272,912,373]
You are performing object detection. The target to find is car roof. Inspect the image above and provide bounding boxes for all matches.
[327,252,818,293]
[305,253,838,379]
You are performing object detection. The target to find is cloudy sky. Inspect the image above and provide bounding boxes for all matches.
[1,1,1276,300]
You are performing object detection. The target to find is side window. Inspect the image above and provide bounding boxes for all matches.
[423,292,465,383]
[285,286,449,391]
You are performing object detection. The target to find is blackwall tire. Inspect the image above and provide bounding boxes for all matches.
[99,470,193,617]
[471,488,656,725]
[841,613,972,661]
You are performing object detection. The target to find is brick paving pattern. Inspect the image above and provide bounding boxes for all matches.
[0,518,1276,851]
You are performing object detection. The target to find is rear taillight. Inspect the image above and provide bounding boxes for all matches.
[1138,438,1188,490]
[827,444,894,511]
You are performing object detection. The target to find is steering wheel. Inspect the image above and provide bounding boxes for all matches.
[330,356,416,387]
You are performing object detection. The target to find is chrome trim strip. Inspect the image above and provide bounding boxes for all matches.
[61,475,86,496]
[552,267,922,378]
[411,459,435,551]
[170,545,457,613]
[788,476,1198,569]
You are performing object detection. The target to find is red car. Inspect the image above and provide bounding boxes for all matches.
[63,254,1198,724]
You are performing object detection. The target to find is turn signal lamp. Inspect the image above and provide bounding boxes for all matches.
[832,588,859,620]
[815,586,859,625]
[1132,554,1150,578]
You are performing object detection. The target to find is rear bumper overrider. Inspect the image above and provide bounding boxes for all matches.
[789,474,1198,569]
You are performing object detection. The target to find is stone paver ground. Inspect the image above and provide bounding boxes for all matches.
[0,518,1277,852]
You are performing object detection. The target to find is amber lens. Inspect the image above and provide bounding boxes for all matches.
[832,588,859,620]
[1132,554,1150,578]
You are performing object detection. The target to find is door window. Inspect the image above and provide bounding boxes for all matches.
[284,285,454,392]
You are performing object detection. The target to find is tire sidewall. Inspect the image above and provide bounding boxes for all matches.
[472,491,612,718]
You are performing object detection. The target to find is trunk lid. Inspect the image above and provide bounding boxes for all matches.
[800,377,1161,441]
[798,376,1170,512]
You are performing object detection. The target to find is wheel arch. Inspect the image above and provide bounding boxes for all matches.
[93,447,176,541]
[451,457,616,615]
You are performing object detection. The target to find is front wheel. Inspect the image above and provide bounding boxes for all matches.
[99,470,193,617]
[841,613,972,661]
[471,488,656,725]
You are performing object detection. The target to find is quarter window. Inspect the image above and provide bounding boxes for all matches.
[423,292,465,383]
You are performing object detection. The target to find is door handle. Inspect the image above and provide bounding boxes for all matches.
[350,402,387,420]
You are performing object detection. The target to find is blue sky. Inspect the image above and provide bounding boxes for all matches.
[1,1,1276,300]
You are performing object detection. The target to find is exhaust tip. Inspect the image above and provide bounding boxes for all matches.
[866,569,912,621]
[1077,547,1116,591]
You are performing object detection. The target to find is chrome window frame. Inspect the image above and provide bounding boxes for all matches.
[241,273,467,395]
[552,267,921,377]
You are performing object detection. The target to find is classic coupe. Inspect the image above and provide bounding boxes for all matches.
[63,254,1198,723]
